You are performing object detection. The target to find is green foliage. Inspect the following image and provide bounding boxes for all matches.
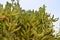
[0,0,59,40]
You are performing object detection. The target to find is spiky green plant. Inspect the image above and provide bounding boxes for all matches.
[0,0,59,40]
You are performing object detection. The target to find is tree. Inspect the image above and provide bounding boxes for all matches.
[0,0,59,40]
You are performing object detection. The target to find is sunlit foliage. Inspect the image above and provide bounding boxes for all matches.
[0,0,59,40]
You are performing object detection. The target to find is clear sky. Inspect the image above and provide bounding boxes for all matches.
[0,0,60,33]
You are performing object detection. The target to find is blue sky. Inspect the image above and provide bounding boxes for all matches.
[0,0,60,33]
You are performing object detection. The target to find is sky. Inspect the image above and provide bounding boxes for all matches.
[0,0,60,33]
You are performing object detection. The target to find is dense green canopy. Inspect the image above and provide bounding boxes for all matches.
[0,0,60,40]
